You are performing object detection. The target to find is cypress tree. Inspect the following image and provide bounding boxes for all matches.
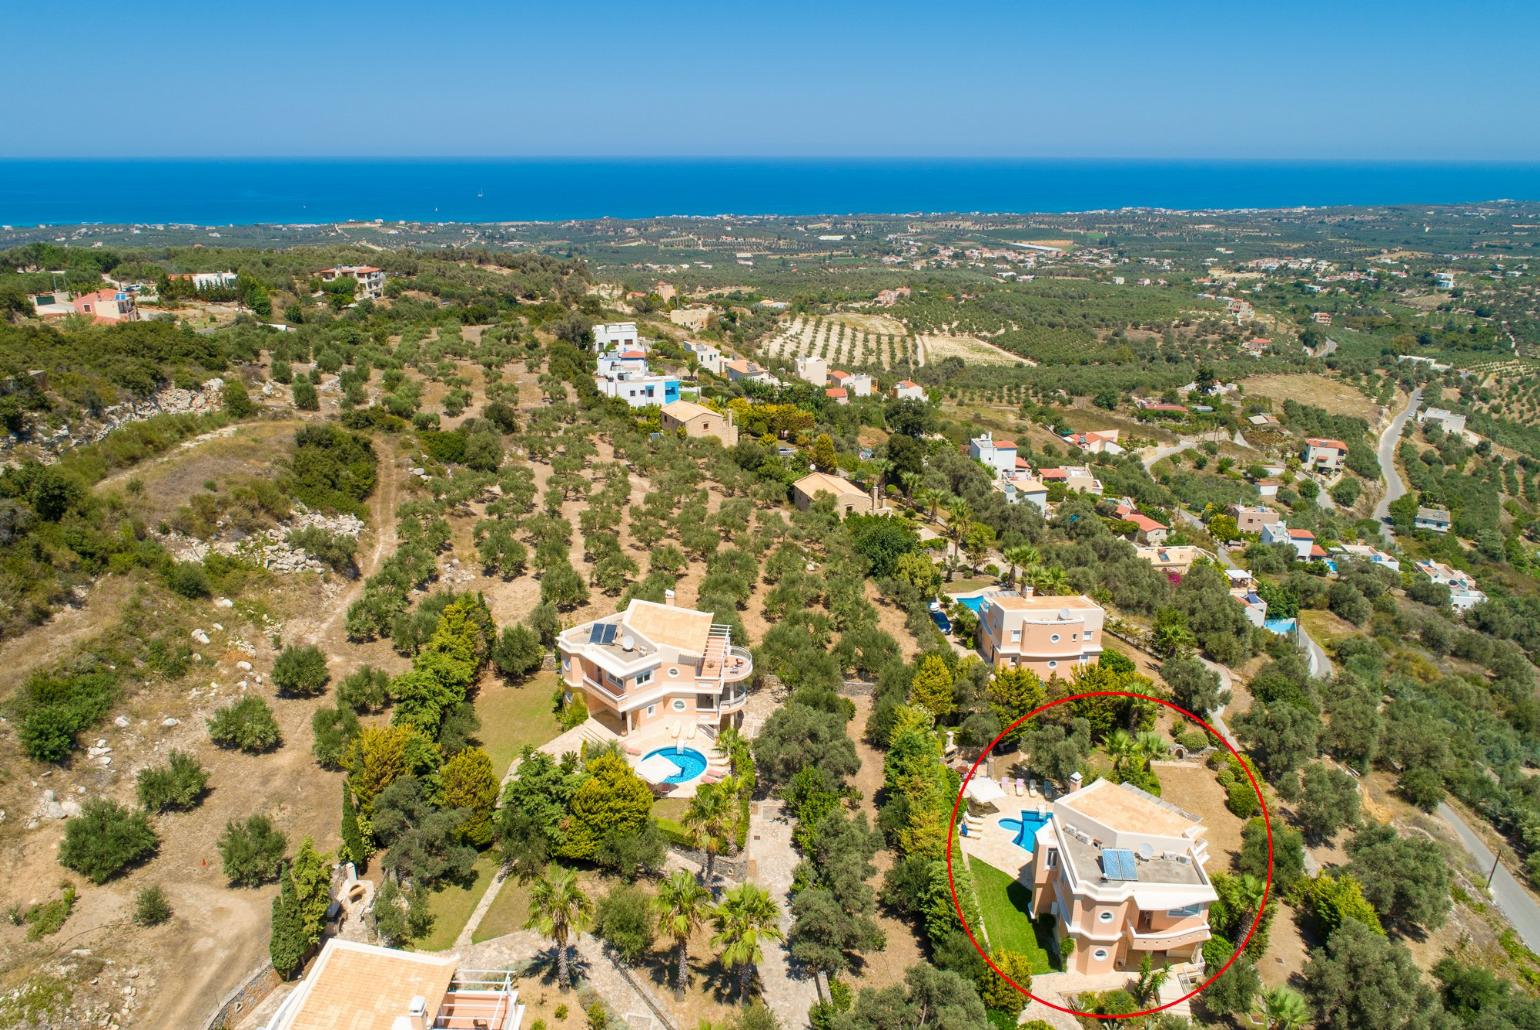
[340,783,367,871]
[269,869,307,978]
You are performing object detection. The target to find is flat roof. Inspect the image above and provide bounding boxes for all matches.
[1057,779,1200,839]
[277,939,456,1030]
[623,599,715,655]
[988,592,1099,613]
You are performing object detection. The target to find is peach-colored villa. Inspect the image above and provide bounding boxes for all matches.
[1029,779,1215,973]
[972,590,1105,678]
[963,778,1215,978]
[557,596,752,739]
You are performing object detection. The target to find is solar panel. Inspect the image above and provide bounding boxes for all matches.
[598,623,618,645]
[588,624,606,644]
[1102,848,1137,881]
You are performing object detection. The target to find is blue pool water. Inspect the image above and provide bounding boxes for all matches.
[952,594,988,616]
[1263,617,1297,637]
[997,811,1053,853]
[641,747,709,784]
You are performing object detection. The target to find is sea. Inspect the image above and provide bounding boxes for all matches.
[3,158,1540,226]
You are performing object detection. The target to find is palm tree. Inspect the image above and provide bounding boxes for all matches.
[1130,954,1169,1008]
[916,486,947,523]
[1107,730,1139,777]
[1002,544,1040,588]
[943,497,972,559]
[685,780,736,886]
[1028,563,1072,596]
[1136,731,1168,761]
[1256,986,1310,1030]
[524,865,594,990]
[711,883,784,1002]
[655,869,712,997]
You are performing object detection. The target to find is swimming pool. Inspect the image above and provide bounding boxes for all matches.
[997,811,1052,852]
[951,593,989,616]
[640,747,709,784]
[1263,617,1297,637]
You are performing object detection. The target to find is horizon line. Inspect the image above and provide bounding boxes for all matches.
[6,154,1540,164]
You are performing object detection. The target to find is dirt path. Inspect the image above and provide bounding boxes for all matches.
[298,436,403,649]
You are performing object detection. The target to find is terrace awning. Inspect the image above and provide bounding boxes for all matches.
[636,754,680,785]
[966,776,1007,805]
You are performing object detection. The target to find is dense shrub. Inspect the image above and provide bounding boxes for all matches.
[218,814,288,887]
[13,670,118,763]
[58,799,159,883]
[134,885,172,926]
[283,425,377,515]
[273,644,330,698]
[208,696,282,753]
[338,665,391,712]
[136,750,210,813]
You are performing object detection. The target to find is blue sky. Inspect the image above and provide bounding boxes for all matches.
[9,0,1539,158]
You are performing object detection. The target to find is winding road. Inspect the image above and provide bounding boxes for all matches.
[1372,387,1423,539]
[1363,386,1540,951]
[1437,802,1540,953]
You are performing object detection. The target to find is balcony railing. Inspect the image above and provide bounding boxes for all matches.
[1125,923,1210,951]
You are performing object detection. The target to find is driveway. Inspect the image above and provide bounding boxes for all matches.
[1437,801,1540,953]
[1141,436,1199,472]
[1372,388,1423,538]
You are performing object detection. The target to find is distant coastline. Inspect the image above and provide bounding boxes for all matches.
[4,157,1540,227]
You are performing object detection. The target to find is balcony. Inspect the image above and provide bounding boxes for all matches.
[1126,923,1210,951]
[432,968,525,1029]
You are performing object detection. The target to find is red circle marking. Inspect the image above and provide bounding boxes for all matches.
[944,690,1272,1020]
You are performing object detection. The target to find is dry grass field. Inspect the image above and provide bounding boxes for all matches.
[1241,373,1378,418]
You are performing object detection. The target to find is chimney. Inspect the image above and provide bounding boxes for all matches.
[407,995,429,1030]
[664,589,675,606]
[1069,771,1083,791]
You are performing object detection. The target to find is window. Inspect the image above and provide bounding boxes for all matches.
[1168,903,1203,918]
[1093,948,1108,960]
[1010,629,1021,641]
[646,704,656,717]
[672,699,687,711]
[1045,850,1057,868]
[1098,911,1114,923]
[1047,660,1058,669]
[634,670,653,687]
[1050,633,1061,643]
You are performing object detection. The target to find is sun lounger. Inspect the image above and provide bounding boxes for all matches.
[1028,779,1039,797]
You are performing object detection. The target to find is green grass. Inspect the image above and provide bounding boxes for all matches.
[472,868,532,944]
[968,858,1058,974]
[415,851,499,952]
[474,670,563,776]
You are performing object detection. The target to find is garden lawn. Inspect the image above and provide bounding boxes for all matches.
[968,858,1057,973]
[472,867,532,944]
[415,851,500,952]
[474,671,562,776]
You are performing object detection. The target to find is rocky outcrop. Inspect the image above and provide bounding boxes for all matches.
[3,377,227,463]
[161,505,364,574]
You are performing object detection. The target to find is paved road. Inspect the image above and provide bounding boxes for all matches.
[1437,801,1540,954]
[1141,436,1199,472]
[1372,387,1423,536]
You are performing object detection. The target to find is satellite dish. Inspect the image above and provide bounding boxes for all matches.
[1136,843,1154,861]
[1059,608,1071,620]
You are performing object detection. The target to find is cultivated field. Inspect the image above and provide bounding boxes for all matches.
[758,315,919,369]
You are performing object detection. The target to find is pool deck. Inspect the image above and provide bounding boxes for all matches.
[962,798,1050,878]
[620,720,729,798]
